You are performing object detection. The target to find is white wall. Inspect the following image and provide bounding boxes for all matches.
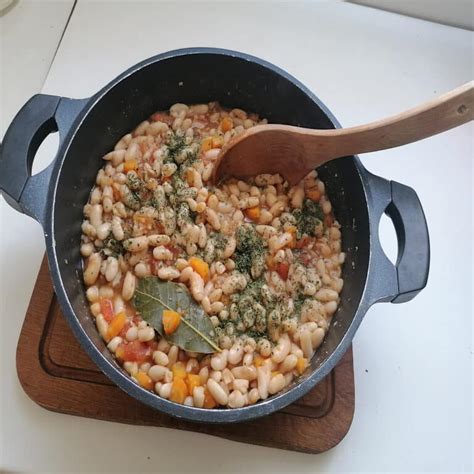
[349,0,474,30]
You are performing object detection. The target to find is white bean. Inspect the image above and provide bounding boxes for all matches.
[159,382,172,399]
[111,216,124,241]
[228,390,245,408]
[279,354,298,373]
[300,329,314,359]
[153,350,169,366]
[183,396,194,407]
[148,365,168,382]
[123,361,138,376]
[248,388,260,404]
[134,262,149,278]
[271,334,291,363]
[315,288,339,302]
[322,200,332,214]
[84,253,102,285]
[291,186,304,209]
[122,271,136,301]
[126,326,138,341]
[202,163,214,181]
[243,353,254,366]
[231,365,258,381]
[157,267,180,280]
[107,336,122,352]
[257,365,271,400]
[123,236,149,253]
[199,366,209,385]
[223,237,236,258]
[311,327,325,349]
[156,338,171,354]
[86,286,99,303]
[200,296,211,314]
[228,341,244,365]
[222,367,234,385]
[206,208,221,230]
[89,204,103,227]
[80,242,94,258]
[189,271,205,301]
[232,378,249,394]
[207,378,228,405]
[148,234,171,246]
[153,246,173,260]
[103,149,126,165]
[96,314,108,340]
[138,326,155,342]
[290,343,304,358]
[210,370,222,382]
[193,386,205,408]
[105,257,119,282]
[210,349,228,371]
[268,373,286,395]
[167,345,179,367]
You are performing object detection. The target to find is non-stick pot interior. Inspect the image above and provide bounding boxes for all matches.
[52,51,369,405]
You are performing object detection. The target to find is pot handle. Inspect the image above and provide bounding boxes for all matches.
[0,94,87,226]
[365,172,430,305]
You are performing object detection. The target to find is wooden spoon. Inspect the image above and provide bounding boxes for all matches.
[212,82,474,186]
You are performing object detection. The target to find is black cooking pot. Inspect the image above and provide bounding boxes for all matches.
[0,48,429,423]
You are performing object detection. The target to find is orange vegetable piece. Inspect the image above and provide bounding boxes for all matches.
[163,309,181,335]
[306,187,321,201]
[244,206,260,221]
[135,371,154,390]
[254,355,266,368]
[296,357,309,375]
[287,226,297,249]
[106,311,127,342]
[211,135,224,148]
[171,361,187,380]
[201,136,214,152]
[186,373,202,395]
[124,159,137,173]
[188,256,210,282]
[220,116,233,132]
[266,255,277,272]
[203,388,217,408]
[170,377,188,404]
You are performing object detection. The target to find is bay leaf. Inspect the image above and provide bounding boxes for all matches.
[133,277,219,354]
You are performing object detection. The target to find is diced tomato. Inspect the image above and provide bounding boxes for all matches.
[276,262,290,281]
[118,340,152,363]
[296,235,312,249]
[150,112,174,125]
[100,298,115,323]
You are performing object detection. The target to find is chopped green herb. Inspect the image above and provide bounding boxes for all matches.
[293,199,324,238]
[166,133,186,162]
[101,237,124,258]
[127,173,142,191]
[234,225,265,276]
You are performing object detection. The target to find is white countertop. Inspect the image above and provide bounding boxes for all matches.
[1,1,472,472]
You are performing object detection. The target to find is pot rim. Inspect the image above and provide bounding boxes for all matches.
[44,48,375,423]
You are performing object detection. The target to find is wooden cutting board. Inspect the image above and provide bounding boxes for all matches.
[16,257,355,453]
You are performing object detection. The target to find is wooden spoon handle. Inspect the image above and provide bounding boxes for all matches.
[320,81,474,159]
